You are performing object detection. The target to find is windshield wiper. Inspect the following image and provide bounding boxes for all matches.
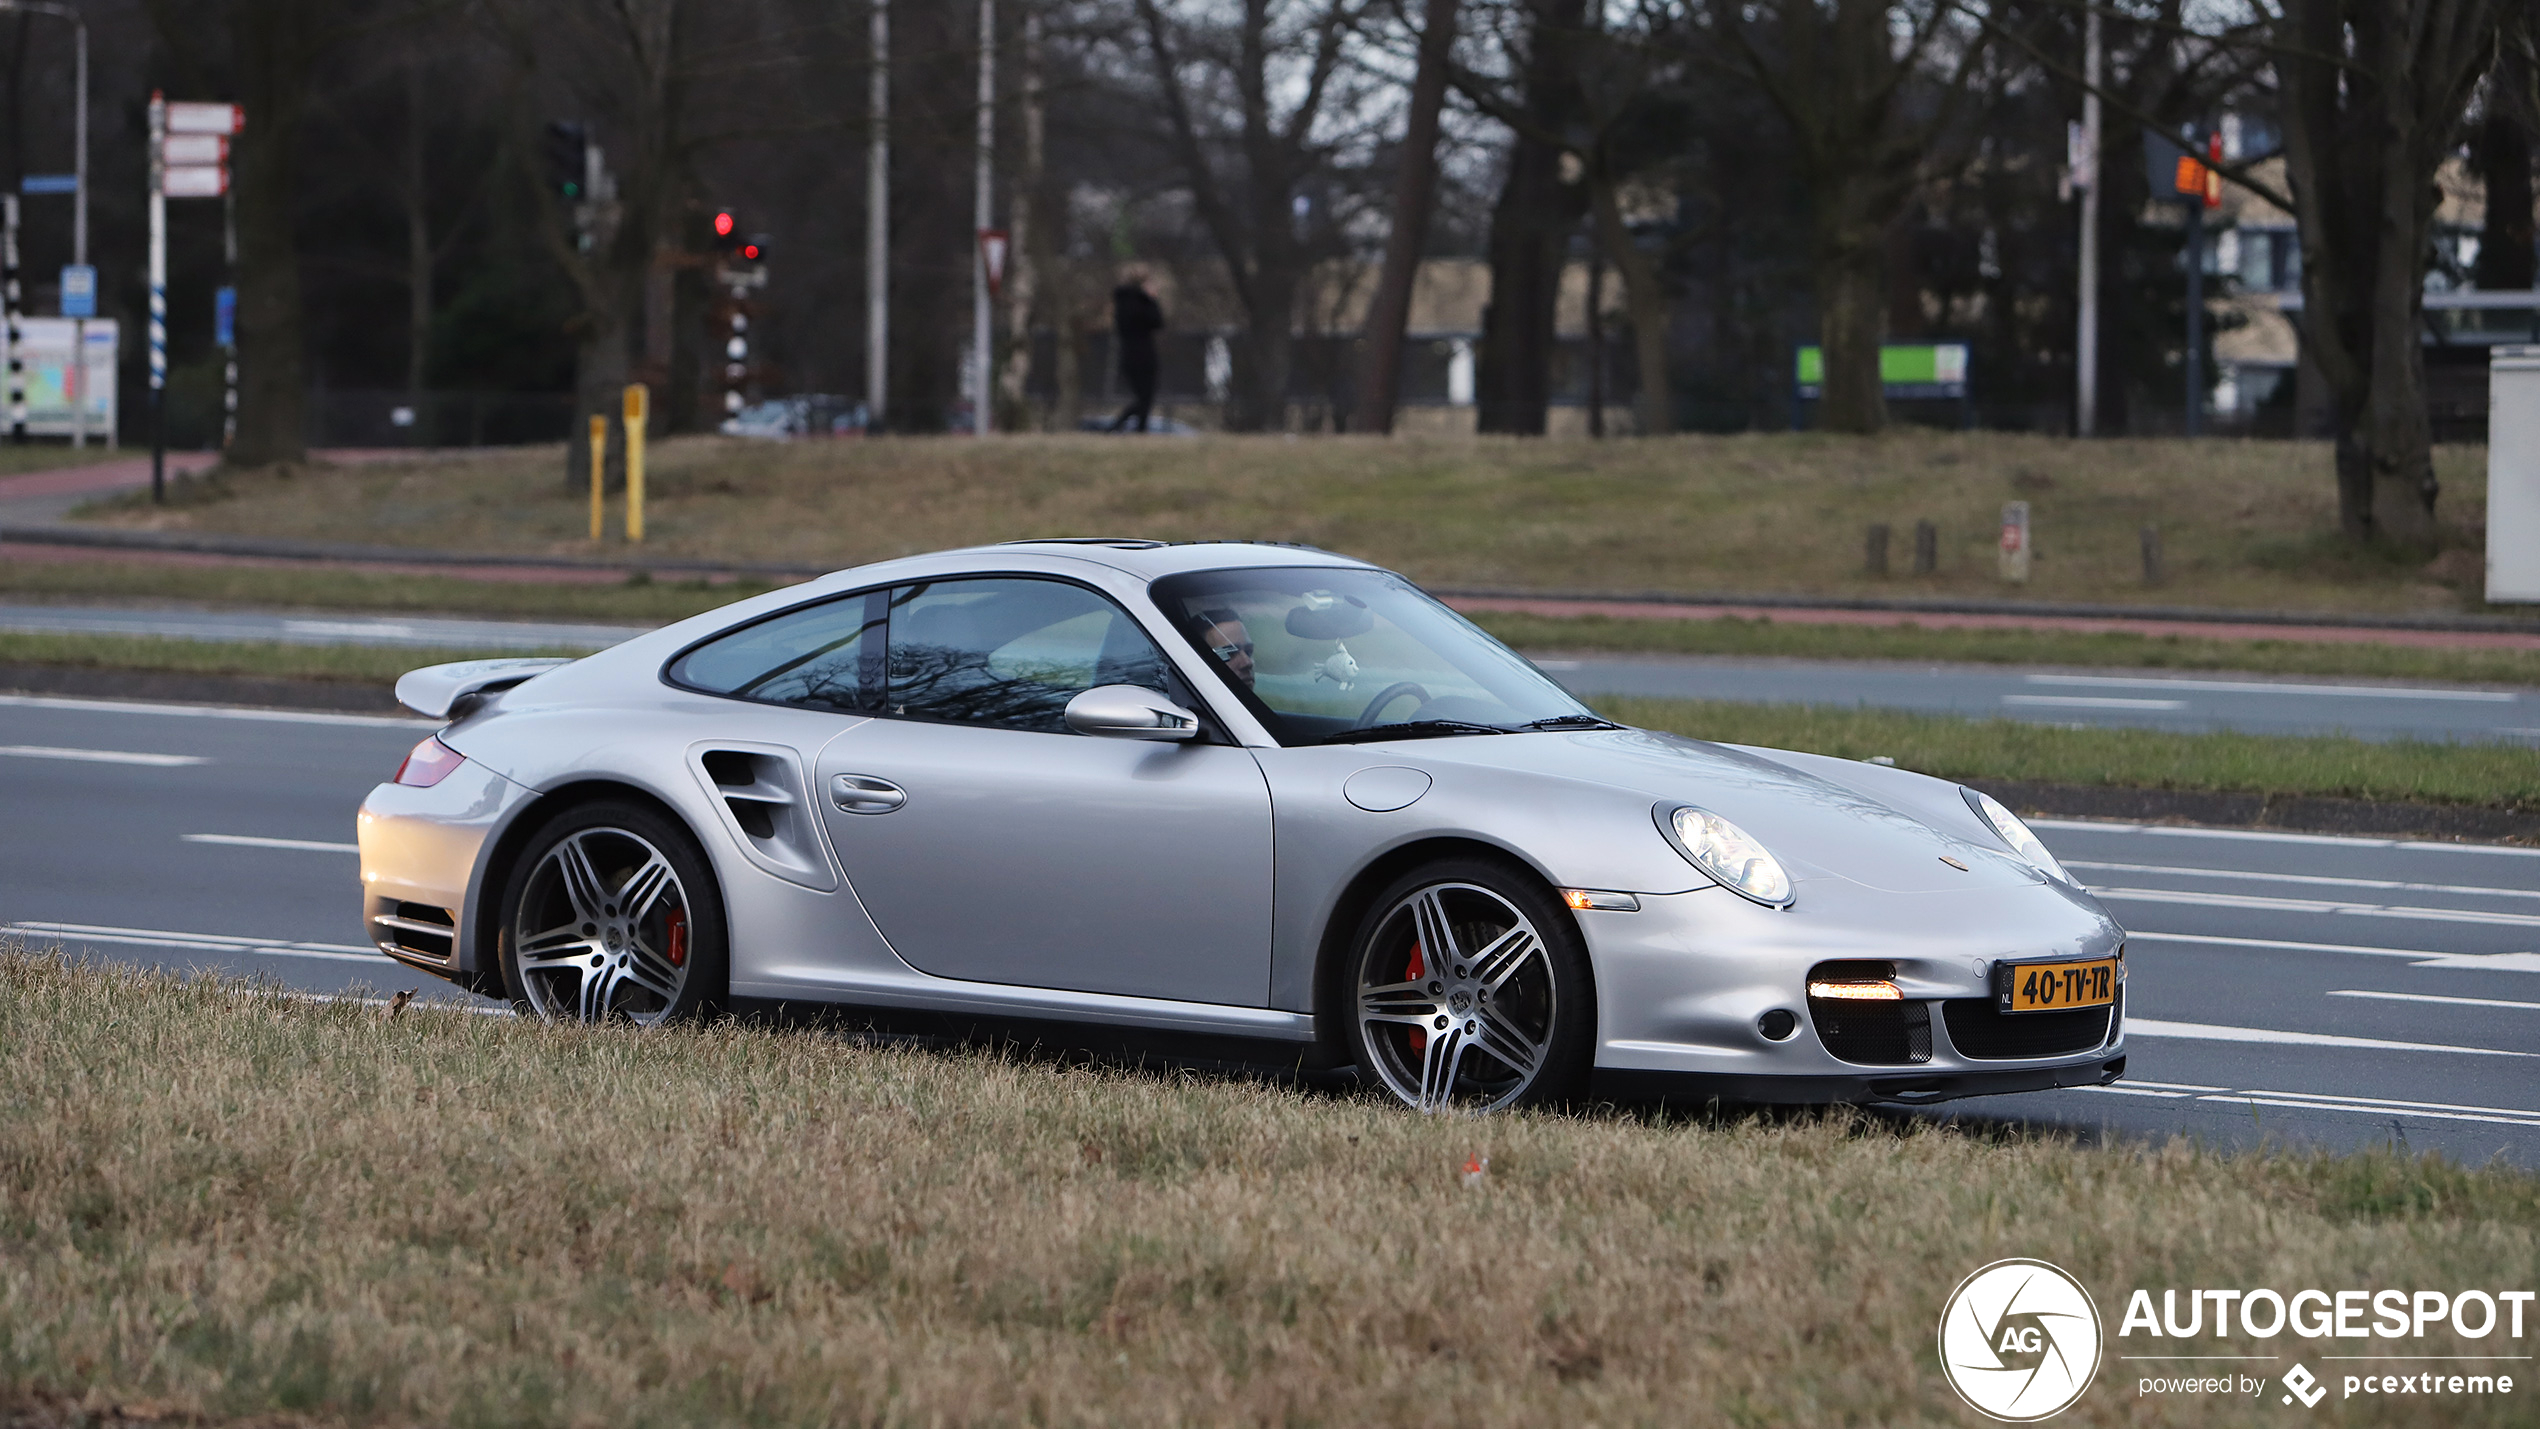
[1514,714,1622,731]
[1313,719,1510,745]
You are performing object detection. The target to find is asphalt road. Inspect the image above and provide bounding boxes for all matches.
[6,600,2535,743]
[4,690,2535,1163]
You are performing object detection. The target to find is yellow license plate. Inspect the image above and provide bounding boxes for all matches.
[1999,957,2119,1014]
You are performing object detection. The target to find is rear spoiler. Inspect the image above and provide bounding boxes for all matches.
[395,657,575,719]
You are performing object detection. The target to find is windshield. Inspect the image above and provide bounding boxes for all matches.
[1150,566,1600,745]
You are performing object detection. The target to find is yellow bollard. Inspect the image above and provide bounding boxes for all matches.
[587,414,607,543]
[623,383,650,544]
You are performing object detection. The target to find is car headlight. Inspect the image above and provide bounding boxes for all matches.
[1963,789,2072,883]
[1660,805,1794,908]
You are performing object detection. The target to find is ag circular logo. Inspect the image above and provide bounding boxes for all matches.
[1937,1258,2103,1421]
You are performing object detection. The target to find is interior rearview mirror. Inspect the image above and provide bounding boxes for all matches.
[1064,685,1202,741]
[1285,599,1373,641]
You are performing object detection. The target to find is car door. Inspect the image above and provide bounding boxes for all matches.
[812,576,1275,1006]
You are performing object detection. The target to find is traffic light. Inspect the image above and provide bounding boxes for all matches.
[740,233,770,263]
[543,122,588,201]
[712,209,739,252]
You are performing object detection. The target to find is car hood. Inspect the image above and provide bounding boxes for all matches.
[1403,727,2040,894]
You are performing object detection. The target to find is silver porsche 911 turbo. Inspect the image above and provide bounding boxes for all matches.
[359,539,2127,1112]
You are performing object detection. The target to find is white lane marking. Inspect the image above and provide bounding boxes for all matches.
[284,619,419,638]
[2069,860,2540,903]
[8,920,385,964]
[2030,819,2540,858]
[0,744,207,766]
[2096,886,2540,930]
[2001,694,2188,711]
[2072,1083,2540,1127]
[2328,989,2540,1011]
[2127,1017,2533,1057]
[182,833,360,853]
[2026,673,2519,703]
[2123,1078,2233,1092]
[2208,1097,2540,1129]
[2407,952,2540,973]
[2126,932,2441,959]
[0,692,431,728]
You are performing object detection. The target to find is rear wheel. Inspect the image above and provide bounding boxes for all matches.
[1343,858,1593,1112]
[499,801,726,1025]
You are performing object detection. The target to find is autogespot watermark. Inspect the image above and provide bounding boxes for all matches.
[1939,1266,2534,1419]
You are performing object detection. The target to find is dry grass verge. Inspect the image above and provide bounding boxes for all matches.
[75,431,2504,617]
[4,953,2535,1427]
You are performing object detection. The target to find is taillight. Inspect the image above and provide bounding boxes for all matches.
[394,736,466,788]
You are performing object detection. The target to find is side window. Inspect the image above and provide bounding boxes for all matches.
[886,578,1169,733]
[666,590,886,713]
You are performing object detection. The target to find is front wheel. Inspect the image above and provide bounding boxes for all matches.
[1342,858,1594,1112]
[499,800,726,1026]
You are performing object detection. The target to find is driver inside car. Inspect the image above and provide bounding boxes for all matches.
[1192,609,1255,689]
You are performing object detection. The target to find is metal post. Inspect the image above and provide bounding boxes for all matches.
[867,0,889,430]
[222,186,237,449]
[2185,195,2204,438]
[972,0,994,435]
[149,91,167,502]
[4,194,23,443]
[2075,6,2101,437]
[587,413,607,542]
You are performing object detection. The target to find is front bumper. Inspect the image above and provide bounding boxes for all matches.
[1578,877,2126,1102]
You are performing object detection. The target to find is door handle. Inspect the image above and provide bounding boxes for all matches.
[830,773,907,814]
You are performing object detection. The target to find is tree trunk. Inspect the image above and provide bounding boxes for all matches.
[1814,235,1886,435]
[1230,267,1296,431]
[1354,0,1458,435]
[2471,110,2535,291]
[404,58,430,444]
[1477,0,1587,435]
[1590,177,1672,436]
[998,10,1045,429]
[228,1,316,468]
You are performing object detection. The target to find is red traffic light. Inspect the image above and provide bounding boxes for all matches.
[740,241,761,261]
[713,210,735,237]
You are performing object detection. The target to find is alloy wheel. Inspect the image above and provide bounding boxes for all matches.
[1355,881,1559,1112]
[510,825,692,1025]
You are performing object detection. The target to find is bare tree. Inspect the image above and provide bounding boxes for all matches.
[1131,0,1371,431]
[1354,0,1460,435]
[1694,0,1995,435]
[2277,0,2505,540]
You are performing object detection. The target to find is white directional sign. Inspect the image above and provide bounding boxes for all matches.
[165,102,244,135]
[161,134,227,165]
[162,165,228,199]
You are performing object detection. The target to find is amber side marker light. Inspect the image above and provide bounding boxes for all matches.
[1807,979,1903,1001]
[1560,888,1640,912]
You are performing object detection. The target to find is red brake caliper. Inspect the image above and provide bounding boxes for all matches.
[665,907,689,968]
[1406,941,1426,1052]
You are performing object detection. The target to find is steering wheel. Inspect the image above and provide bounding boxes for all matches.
[1354,682,1430,729]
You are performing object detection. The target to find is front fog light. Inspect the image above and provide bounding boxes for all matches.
[1963,789,2072,883]
[1663,805,1794,908]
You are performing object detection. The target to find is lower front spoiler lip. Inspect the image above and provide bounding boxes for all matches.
[1591,1052,2126,1110]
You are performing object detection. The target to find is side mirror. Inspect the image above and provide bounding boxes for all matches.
[1064,684,1202,741]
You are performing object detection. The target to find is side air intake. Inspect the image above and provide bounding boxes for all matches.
[689,744,837,891]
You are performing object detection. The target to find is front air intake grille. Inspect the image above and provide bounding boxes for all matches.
[1943,996,2114,1060]
[1809,997,1932,1065]
[378,902,456,964]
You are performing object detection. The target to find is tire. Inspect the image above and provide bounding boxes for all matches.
[1340,857,1594,1112]
[498,800,727,1026]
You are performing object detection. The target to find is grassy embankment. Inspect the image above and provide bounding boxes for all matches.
[7,558,2540,686]
[3,629,2531,811]
[4,952,2534,1428]
[76,430,2505,616]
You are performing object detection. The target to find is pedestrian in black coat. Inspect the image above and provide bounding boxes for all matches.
[1108,266,1164,433]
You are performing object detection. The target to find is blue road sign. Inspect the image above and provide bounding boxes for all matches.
[61,265,97,318]
[21,175,77,195]
[214,286,236,347]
